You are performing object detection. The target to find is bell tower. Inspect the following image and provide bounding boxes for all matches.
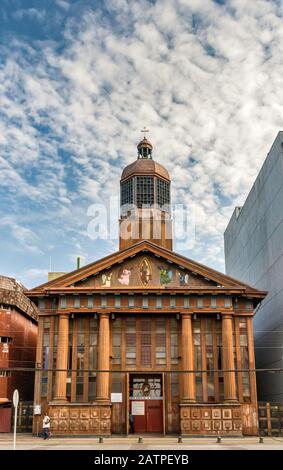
[119,132,172,251]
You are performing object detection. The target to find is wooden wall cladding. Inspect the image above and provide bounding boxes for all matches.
[48,404,111,435]
[180,404,243,435]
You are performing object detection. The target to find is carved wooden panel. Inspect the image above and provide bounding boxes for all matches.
[48,405,111,435]
[213,420,221,431]
[90,419,100,431]
[212,409,221,419]
[58,420,69,431]
[233,409,242,419]
[180,405,243,435]
[91,409,99,418]
[80,409,90,419]
[223,420,233,431]
[70,420,79,431]
[191,408,201,419]
[80,420,89,431]
[70,409,79,419]
[59,408,69,419]
[202,420,211,431]
[234,420,242,431]
[181,408,190,419]
[202,409,211,419]
[222,409,232,420]
[191,420,201,431]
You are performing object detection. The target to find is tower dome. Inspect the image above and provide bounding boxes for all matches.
[119,133,172,251]
[121,135,170,181]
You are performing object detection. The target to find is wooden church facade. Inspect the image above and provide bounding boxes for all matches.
[27,137,266,436]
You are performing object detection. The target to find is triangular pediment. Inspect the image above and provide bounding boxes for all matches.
[28,241,265,297]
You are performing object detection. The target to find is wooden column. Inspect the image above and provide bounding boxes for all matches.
[96,312,110,402]
[222,314,238,403]
[181,313,196,403]
[54,313,69,401]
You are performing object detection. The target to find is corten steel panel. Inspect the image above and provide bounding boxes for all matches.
[0,408,12,432]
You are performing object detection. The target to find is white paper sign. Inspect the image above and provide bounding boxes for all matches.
[34,405,41,415]
[111,393,122,403]
[132,401,145,415]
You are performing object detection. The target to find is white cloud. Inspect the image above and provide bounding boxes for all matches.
[13,8,46,22]
[1,0,283,278]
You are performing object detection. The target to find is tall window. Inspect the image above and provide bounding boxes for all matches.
[216,319,224,400]
[52,317,58,398]
[170,318,179,365]
[112,318,121,365]
[126,319,136,366]
[136,176,154,207]
[89,318,98,401]
[205,318,214,402]
[239,319,250,401]
[67,319,73,398]
[121,178,133,207]
[193,317,224,403]
[41,318,50,397]
[140,318,152,367]
[156,318,166,365]
[193,319,202,401]
[76,318,84,401]
[157,178,170,209]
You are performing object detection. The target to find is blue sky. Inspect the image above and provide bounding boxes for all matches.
[0,0,283,288]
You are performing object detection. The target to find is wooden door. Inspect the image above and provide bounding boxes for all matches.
[146,400,163,432]
[133,400,163,433]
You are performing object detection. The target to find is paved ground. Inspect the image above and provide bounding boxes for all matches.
[0,434,283,450]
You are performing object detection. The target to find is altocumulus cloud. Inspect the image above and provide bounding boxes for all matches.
[0,0,283,287]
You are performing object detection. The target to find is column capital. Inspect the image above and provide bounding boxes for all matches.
[98,312,110,319]
[222,313,234,320]
[57,312,70,319]
[180,312,193,319]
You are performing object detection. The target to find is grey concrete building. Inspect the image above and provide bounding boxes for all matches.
[224,131,283,402]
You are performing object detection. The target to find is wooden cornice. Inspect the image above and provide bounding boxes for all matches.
[27,286,266,298]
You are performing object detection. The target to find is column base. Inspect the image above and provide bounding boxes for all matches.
[224,399,239,404]
[50,398,68,404]
[95,398,111,405]
[181,398,197,404]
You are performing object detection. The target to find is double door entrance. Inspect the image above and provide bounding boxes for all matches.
[128,374,164,434]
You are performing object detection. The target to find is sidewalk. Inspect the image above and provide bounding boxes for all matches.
[0,433,283,450]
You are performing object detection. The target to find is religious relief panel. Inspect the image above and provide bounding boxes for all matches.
[91,253,220,289]
[178,272,190,286]
[101,272,112,287]
[140,258,152,285]
[118,267,132,285]
[158,266,173,285]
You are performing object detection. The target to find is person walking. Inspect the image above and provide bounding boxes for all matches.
[42,412,51,439]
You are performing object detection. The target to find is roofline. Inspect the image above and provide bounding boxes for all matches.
[26,286,267,298]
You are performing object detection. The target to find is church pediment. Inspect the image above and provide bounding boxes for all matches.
[72,253,218,289]
[28,241,265,297]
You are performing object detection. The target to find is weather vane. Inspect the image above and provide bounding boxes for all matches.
[141,127,149,139]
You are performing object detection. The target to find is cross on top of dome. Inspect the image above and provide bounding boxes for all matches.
[137,127,153,159]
